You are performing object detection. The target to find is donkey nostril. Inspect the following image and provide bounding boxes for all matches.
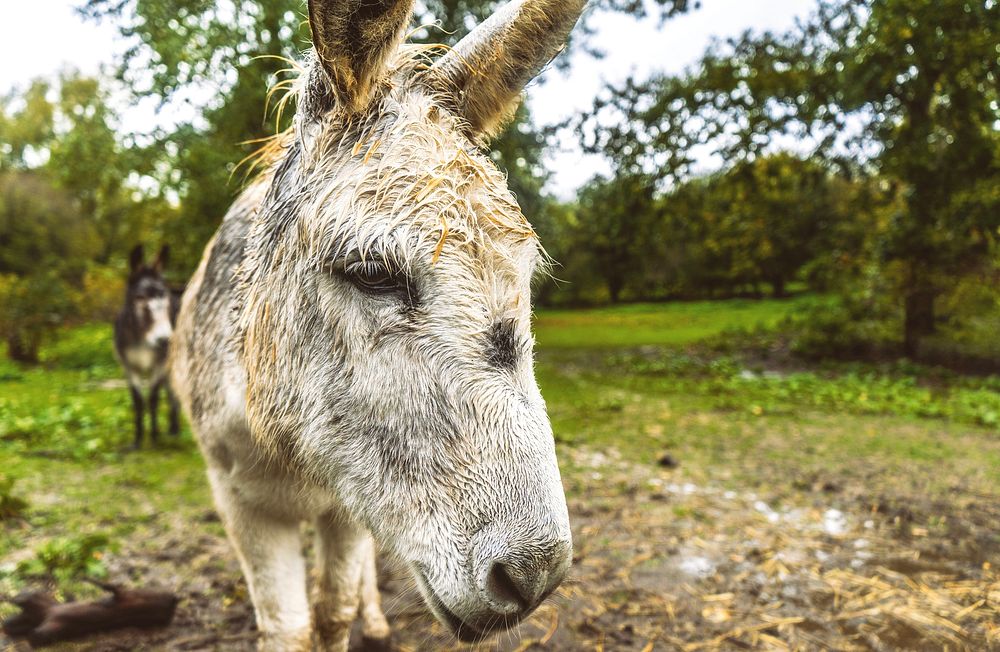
[486,561,531,612]
[473,534,572,620]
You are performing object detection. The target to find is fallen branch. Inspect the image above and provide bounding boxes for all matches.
[2,580,178,647]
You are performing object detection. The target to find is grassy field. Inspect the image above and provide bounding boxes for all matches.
[2,299,999,650]
[533,296,813,348]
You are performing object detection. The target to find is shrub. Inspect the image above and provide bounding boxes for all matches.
[74,265,125,323]
[0,272,78,363]
[0,171,97,362]
[15,534,112,583]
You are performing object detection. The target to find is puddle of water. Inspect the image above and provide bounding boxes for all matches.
[678,555,717,578]
[823,508,849,536]
[754,500,780,523]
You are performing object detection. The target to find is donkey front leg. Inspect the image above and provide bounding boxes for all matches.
[313,514,378,652]
[208,468,311,651]
[128,385,144,449]
[149,380,163,442]
[358,539,392,650]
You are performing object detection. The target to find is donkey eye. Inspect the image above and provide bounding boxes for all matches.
[344,259,404,294]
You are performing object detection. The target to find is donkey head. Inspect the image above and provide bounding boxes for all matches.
[127,244,173,348]
[235,0,586,640]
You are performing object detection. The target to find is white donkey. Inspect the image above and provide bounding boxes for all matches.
[170,0,587,649]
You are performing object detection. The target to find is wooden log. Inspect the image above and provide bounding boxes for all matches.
[2,580,178,647]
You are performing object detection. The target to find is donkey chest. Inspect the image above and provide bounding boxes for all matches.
[123,345,166,384]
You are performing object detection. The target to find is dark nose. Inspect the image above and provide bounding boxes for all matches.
[481,540,571,616]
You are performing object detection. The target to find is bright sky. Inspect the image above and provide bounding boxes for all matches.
[0,0,818,198]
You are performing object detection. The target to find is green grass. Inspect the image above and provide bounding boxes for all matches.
[534,296,812,348]
[2,298,999,599]
[1,325,209,594]
[537,349,1000,494]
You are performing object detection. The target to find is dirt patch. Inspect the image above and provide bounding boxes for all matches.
[2,450,997,651]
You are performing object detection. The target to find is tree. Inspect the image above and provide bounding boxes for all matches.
[575,173,658,302]
[0,72,171,263]
[0,80,55,172]
[585,0,1000,354]
[0,172,98,362]
[705,153,843,297]
[0,74,178,355]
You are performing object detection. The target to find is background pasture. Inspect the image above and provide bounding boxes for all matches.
[3,301,998,649]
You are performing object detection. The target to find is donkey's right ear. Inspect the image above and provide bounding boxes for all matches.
[307,0,416,114]
[153,245,170,273]
[129,245,144,273]
[426,0,587,140]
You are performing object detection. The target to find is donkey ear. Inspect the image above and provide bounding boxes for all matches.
[129,245,144,273]
[308,0,416,114]
[427,0,587,140]
[154,245,170,273]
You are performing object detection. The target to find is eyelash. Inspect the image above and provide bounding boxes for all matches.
[340,257,412,298]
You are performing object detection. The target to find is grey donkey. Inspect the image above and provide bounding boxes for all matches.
[169,0,588,649]
[114,244,180,448]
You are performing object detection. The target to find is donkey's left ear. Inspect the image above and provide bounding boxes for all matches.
[307,0,416,114]
[426,0,588,140]
[129,245,145,273]
[153,245,170,273]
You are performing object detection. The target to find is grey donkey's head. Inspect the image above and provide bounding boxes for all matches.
[234,0,587,641]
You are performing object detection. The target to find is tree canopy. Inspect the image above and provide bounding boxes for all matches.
[584,0,1000,352]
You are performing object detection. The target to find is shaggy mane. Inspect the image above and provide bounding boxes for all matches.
[236,43,539,275]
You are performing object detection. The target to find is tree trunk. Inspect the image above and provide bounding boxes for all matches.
[6,335,39,364]
[771,278,786,298]
[903,286,936,357]
[608,279,623,303]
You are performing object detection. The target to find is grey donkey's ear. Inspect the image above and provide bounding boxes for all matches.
[129,245,144,273]
[307,0,416,113]
[427,0,588,140]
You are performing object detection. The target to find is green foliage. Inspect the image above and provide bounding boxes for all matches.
[663,154,866,298]
[0,172,96,278]
[540,154,863,304]
[0,171,99,362]
[0,80,55,171]
[782,289,902,360]
[0,325,129,459]
[0,273,79,364]
[76,0,699,275]
[74,265,127,323]
[14,534,113,583]
[572,173,658,302]
[36,323,118,371]
[0,73,170,262]
[609,349,1000,429]
[586,0,1000,353]
[0,75,179,361]
[0,394,128,461]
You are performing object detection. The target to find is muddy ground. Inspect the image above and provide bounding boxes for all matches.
[3,446,997,652]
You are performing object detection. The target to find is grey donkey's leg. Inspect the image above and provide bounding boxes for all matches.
[166,384,180,436]
[128,385,144,449]
[207,467,311,651]
[358,540,391,650]
[149,379,163,442]
[313,514,379,652]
